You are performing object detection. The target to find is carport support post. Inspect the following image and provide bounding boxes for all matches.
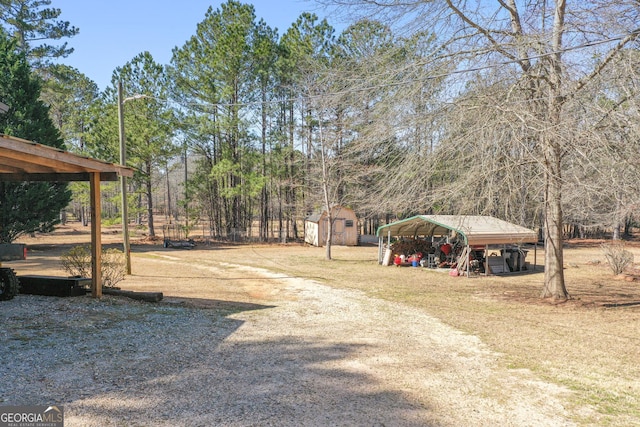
[90,172,102,298]
[484,245,489,276]
[385,230,392,264]
[465,245,470,277]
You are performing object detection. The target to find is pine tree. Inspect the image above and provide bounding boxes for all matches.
[106,51,177,238]
[0,0,79,66]
[0,28,71,243]
[170,1,259,237]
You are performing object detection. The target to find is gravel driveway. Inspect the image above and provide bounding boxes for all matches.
[0,254,576,426]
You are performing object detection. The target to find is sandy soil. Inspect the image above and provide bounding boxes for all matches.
[0,226,580,426]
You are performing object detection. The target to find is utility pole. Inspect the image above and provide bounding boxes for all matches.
[117,81,132,275]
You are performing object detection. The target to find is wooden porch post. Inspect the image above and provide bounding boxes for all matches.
[90,172,102,298]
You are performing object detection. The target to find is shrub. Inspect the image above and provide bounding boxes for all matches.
[60,245,91,277]
[102,248,126,288]
[60,245,126,288]
[600,242,634,275]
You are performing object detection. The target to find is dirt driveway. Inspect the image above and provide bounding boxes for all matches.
[1,238,580,426]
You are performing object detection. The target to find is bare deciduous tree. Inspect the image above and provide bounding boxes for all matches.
[320,0,640,300]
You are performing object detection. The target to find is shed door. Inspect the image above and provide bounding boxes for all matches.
[334,218,346,245]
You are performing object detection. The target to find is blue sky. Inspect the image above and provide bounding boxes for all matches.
[52,0,330,91]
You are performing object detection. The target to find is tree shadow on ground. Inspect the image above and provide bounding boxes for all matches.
[69,337,434,426]
[0,295,436,426]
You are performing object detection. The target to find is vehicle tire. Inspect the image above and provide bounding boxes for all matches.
[0,267,19,301]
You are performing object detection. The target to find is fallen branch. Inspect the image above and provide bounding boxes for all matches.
[103,288,163,302]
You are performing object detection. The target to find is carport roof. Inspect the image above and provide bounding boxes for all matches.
[376,215,538,246]
[0,134,133,181]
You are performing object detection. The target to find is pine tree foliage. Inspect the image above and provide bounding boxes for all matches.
[0,28,71,243]
[0,0,79,65]
[38,64,99,151]
[169,1,266,238]
[114,52,177,238]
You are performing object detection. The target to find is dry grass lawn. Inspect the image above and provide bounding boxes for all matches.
[11,224,640,426]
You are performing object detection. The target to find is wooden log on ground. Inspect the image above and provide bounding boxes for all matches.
[103,288,163,302]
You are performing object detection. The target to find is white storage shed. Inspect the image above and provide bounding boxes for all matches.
[305,206,359,247]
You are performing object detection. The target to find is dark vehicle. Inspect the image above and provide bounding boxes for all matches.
[0,244,25,300]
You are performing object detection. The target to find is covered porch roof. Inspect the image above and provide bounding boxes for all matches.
[0,134,134,297]
[0,135,132,181]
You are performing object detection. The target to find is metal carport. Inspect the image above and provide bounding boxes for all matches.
[376,215,538,274]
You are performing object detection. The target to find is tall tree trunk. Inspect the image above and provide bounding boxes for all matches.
[260,90,268,241]
[136,188,143,226]
[541,0,568,300]
[325,214,333,260]
[285,101,296,243]
[319,119,333,260]
[183,145,188,229]
[612,199,622,240]
[541,134,567,299]
[165,163,172,222]
[81,205,88,227]
[146,162,155,237]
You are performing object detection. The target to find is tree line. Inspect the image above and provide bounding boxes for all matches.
[2,0,640,300]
